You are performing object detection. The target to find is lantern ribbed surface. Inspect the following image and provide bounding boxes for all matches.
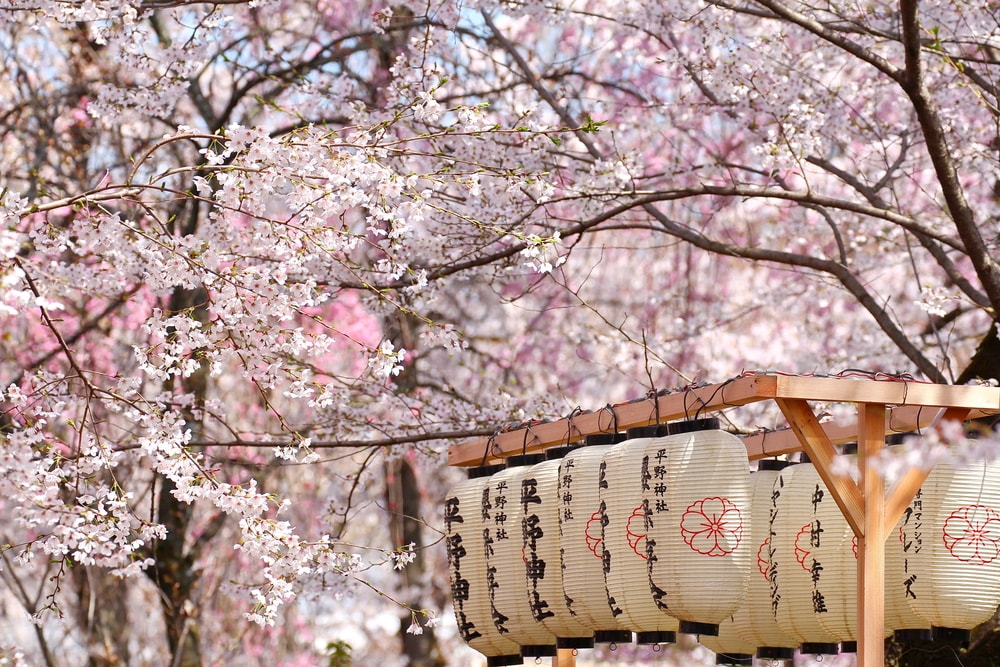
[644,425,751,635]
[600,428,679,641]
[559,443,632,639]
[730,462,798,656]
[807,468,857,644]
[482,457,557,655]
[445,467,522,664]
[902,456,1000,633]
[769,463,841,652]
[521,456,594,647]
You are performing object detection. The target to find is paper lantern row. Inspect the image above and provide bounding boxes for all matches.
[444,429,1000,665]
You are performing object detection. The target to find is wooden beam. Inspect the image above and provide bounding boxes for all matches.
[857,403,888,667]
[775,398,865,537]
[449,373,1000,466]
[771,374,1000,409]
[448,374,775,465]
[741,403,996,460]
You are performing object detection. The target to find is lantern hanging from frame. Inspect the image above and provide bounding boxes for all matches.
[769,461,841,656]
[444,464,523,666]
[730,460,797,662]
[482,454,557,658]
[901,453,1000,644]
[519,446,595,649]
[559,432,634,645]
[644,418,752,637]
[600,425,679,645]
[882,440,933,641]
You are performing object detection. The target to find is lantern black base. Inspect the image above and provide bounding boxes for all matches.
[635,631,676,644]
[800,642,840,655]
[486,656,523,667]
[894,628,933,642]
[932,626,971,645]
[715,652,753,666]
[557,636,594,650]
[756,647,795,661]
[594,630,633,644]
[679,620,719,636]
[839,641,857,653]
[519,644,557,658]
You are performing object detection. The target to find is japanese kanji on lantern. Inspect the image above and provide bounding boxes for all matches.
[902,454,1000,644]
[807,456,861,651]
[520,446,595,649]
[482,454,558,657]
[730,460,797,661]
[558,432,634,645]
[600,425,679,644]
[769,462,842,655]
[883,441,932,640]
[444,464,522,666]
[644,418,752,637]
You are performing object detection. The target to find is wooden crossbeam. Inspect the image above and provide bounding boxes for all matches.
[449,373,1000,466]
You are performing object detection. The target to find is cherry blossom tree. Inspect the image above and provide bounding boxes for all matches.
[2,0,1000,665]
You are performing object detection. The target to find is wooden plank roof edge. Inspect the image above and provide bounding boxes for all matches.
[447,372,1000,466]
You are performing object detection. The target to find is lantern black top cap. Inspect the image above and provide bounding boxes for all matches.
[625,424,668,439]
[505,453,545,467]
[467,463,505,479]
[546,444,582,460]
[584,432,626,446]
[667,416,720,435]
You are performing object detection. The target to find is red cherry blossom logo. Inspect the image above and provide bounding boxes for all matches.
[757,538,771,580]
[943,504,1000,565]
[585,510,603,559]
[680,497,743,557]
[793,523,812,571]
[626,505,647,559]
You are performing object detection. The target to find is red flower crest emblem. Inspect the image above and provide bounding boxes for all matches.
[585,510,604,559]
[757,538,771,580]
[680,497,743,557]
[626,505,648,559]
[793,523,812,571]
[943,504,1000,565]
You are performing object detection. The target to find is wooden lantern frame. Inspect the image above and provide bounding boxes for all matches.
[447,372,1000,667]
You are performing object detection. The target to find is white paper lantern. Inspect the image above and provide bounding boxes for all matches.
[600,425,679,644]
[902,455,1000,643]
[483,454,557,657]
[883,443,932,640]
[520,447,594,649]
[730,460,797,661]
[445,465,523,666]
[644,419,752,636]
[769,462,841,655]
[807,466,858,649]
[559,433,633,645]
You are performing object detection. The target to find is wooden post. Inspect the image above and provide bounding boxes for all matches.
[552,648,576,667]
[857,403,887,667]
